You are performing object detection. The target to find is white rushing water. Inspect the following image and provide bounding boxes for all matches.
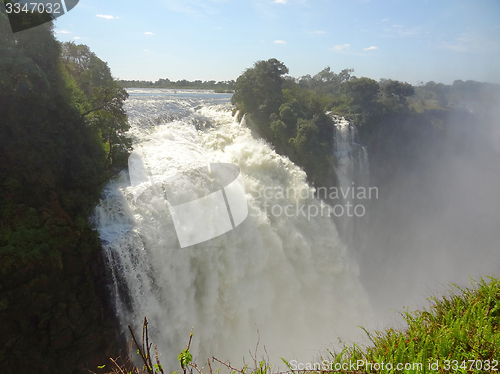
[93,89,372,369]
[331,115,370,248]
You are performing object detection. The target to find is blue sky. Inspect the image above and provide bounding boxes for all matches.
[54,0,500,85]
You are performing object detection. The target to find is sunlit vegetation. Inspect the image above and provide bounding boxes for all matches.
[339,277,500,373]
[61,41,132,173]
[231,59,338,187]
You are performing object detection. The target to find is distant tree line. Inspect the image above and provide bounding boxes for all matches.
[410,79,500,112]
[118,78,235,92]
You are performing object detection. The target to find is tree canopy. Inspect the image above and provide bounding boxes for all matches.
[232,58,289,120]
[232,59,335,186]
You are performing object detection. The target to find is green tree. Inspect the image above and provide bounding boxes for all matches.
[306,67,354,96]
[379,79,415,113]
[61,42,132,173]
[341,77,380,108]
[232,59,336,187]
[231,58,289,120]
[340,77,381,125]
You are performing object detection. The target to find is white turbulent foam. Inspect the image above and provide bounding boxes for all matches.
[93,91,372,369]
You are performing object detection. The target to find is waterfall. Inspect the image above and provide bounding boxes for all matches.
[93,90,372,369]
[331,115,370,248]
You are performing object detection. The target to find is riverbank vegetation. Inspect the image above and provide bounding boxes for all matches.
[0,8,130,372]
[339,277,500,373]
[230,58,500,190]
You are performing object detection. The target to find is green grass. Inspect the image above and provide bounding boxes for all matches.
[332,276,500,373]
[103,276,500,374]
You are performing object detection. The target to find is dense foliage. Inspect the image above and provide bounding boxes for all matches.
[231,58,500,190]
[0,8,128,373]
[230,59,416,188]
[61,41,132,173]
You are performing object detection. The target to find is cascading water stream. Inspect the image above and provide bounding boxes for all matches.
[93,90,373,369]
[331,115,370,248]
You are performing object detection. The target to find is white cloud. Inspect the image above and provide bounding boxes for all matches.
[73,36,81,40]
[274,40,287,44]
[57,29,71,34]
[145,32,154,35]
[274,0,287,3]
[382,18,390,22]
[363,46,378,50]
[331,44,350,50]
[313,30,326,34]
[96,14,115,19]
